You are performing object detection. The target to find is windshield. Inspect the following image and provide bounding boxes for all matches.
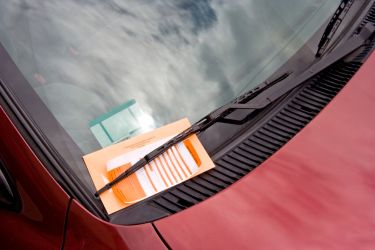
[0,0,340,197]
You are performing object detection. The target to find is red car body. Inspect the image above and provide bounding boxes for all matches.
[1,29,375,250]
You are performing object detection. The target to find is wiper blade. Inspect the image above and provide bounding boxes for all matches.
[95,23,374,197]
[316,0,354,57]
[94,72,289,197]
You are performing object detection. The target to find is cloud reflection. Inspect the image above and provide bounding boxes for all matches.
[0,0,339,153]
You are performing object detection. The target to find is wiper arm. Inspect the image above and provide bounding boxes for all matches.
[94,72,290,197]
[316,0,354,57]
[95,23,374,197]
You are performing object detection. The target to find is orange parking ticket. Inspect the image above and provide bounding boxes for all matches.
[83,118,215,214]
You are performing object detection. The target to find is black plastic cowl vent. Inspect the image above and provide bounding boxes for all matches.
[110,4,375,224]
[150,61,362,214]
[110,57,364,224]
[360,2,375,27]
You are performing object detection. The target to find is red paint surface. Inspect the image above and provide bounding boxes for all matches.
[0,107,70,250]
[155,51,375,249]
[64,200,167,250]
[0,106,167,249]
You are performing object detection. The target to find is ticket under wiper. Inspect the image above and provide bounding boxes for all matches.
[107,135,201,204]
[83,118,214,214]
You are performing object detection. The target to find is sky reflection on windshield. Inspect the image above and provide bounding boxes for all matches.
[0,0,339,153]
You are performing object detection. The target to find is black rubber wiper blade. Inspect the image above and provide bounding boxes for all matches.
[95,23,374,197]
[316,0,354,57]
[94,72,289,197]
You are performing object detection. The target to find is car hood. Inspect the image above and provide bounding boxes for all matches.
[154,51,375,249]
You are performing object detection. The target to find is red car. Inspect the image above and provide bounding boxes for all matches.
[1,1,375,249]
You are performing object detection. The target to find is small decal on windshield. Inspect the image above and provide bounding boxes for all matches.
[89,99,156,147]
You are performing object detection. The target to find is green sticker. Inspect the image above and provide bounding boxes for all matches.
[89,99,155,147]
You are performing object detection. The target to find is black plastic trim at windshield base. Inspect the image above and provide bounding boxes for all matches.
[110,59,363,225]
[110,32,375,226]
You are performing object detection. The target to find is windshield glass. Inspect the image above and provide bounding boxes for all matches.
[0,0,340,196]
[0,0,340,152]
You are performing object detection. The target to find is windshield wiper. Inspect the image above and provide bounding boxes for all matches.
[95,23,374,197]
[316,0,354,57]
